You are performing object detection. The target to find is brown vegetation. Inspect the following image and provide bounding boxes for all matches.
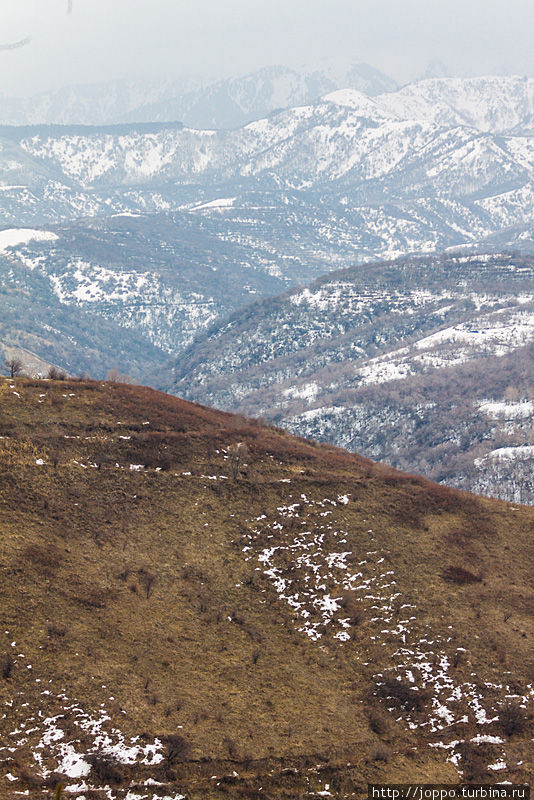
[0,377,532,797]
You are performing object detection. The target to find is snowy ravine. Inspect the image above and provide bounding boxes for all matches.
[241,493,533,778]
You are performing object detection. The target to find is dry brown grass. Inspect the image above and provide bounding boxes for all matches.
[0,377,533,797]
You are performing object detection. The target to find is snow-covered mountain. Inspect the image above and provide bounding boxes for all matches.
[0,76,531,272]
[0,77,202,128]
[0,76,529,259]
[375,76,534,134]
[1,75,533,388]
[16,76,534,183]
[0,62,397,129]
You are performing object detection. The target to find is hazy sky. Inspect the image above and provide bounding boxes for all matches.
[0,0,533,95]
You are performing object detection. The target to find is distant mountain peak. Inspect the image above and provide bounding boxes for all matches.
[421,59,451,80]
[0,62,399,129]
[322,88,393,120]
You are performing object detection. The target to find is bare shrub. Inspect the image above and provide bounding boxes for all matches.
[49,449,61,469]
[157,454,173,471]
[228,442,249,480]
[445,527,469,546]
[224,736,240,759]
[457,742,489,782]
[94,453,113,470]
[47,624,67,639]
[138,568,156,598]
[22,543,62,572]
[452,649,466,668]
[9,747,42,787]
[442,565,481,585]
[106,368,133,384]
[499,701,529,737]
[370,743,392,762]
[181,563,205,582]
[87,754,125,786]
[5,357,23,378]
[75,586,116,609]
[377,677,430,712]
[2,655,13,679]
[47,366,67,381]
[164,733,191,767]
[337,590,364,626]
[365,705,390,735]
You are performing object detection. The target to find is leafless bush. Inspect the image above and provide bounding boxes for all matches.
[445,527,469,546]
[224,736,240,759]
[106,367,133,384]
[76,586,116,609]
[2,655,13,679]
[365,705,390,735]
[9,747,42,787]
[442,565,481,585]
[22,542,63,571]
[377,677,430,712]
[228,442,249,480]
[47,624,67,639]
[164,733,191,767]
[87,754,125,786]
[338,591,365,626]
[94,453,113,470]
[457,742,489,782]
[499,701,529,737]
[138,568,156,598]
[47,366,67,380]
[370,743,392,762]
[181,563,205,582]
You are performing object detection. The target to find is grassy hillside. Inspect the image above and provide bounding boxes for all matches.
[0,378,533,798]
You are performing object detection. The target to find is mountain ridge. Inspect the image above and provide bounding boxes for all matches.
[0,62,398,129]
[168,251,534,505]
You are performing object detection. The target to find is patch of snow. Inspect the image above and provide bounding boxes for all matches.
[0,228,58,253]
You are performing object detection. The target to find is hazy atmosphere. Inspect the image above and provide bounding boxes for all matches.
[1,0,533,95]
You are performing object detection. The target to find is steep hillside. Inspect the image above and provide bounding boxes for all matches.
[0,250,167,382]
[169,252,534,504]
[0,212,293,375]
[0,378,533,799]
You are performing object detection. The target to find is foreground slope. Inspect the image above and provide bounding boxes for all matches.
[0,378,533,798]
